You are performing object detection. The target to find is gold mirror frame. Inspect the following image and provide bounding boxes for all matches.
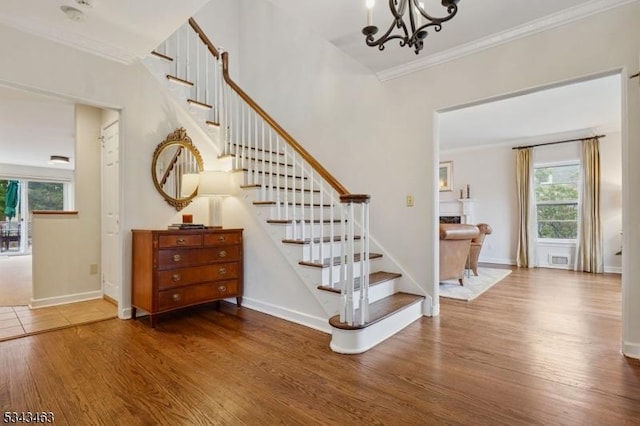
[152,128,203,211]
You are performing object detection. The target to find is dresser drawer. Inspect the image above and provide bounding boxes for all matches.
[158,249,201,270]
[158,267,201,290]
[204,231,242,246]
[201,245,240,262]
[158,233,202,248]
[158,280,240,311]
[202,262,239,281]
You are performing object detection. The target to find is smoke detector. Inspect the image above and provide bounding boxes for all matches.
[60,5,86,22]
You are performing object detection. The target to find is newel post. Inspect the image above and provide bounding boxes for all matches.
[339,194,371,326]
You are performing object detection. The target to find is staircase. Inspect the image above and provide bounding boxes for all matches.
[142,18,427,354]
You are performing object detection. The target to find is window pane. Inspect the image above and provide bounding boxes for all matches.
[536,203,578,221]
[28,182,64,211]
[534,164,579,202]
[538,221,578,239]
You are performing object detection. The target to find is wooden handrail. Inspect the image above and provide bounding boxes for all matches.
[188,18,220,59]
[188,17,351,197]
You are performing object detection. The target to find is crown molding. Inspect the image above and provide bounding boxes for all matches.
[0,16,137,64]
[377,0,639,82]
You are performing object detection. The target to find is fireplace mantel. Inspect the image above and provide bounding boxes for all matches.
[439,199,475,224]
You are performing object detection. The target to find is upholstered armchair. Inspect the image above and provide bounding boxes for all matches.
[439,224,480,285]
[469,223,493,276]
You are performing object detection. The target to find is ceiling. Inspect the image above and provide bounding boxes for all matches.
[267,0,629,76]
[439,73,622,151]
[0,0,626,170]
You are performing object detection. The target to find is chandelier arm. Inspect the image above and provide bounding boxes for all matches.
[415,2,459,24]
[389,0,408,19]
[365,20,410,50]
[363,0,461,54]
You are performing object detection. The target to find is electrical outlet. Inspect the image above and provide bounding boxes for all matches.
[406,195,414,207]
[89,264,98,275]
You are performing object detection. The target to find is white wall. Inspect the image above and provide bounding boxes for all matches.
[224,1,640,355]
[31,104,103,306]
[440,145,517,265]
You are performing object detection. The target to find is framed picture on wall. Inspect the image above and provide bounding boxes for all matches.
[439,161,453,192]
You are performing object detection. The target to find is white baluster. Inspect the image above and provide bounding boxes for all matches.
[309,168,315,262]
[276,135,282,220]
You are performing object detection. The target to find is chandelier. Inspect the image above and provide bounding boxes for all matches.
[363,0,461,54]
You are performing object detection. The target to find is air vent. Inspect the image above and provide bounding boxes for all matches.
[549,254,570,266]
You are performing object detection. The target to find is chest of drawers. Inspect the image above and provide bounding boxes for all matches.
[131,228,243,327]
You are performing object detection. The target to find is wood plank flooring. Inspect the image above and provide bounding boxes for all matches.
[1,266,639,425]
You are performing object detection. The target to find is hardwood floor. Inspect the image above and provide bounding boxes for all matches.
[1,266,639,425]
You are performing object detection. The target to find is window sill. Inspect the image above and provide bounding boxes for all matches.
[537,239,576,247]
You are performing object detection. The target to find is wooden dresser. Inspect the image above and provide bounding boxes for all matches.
[131,228,243,327]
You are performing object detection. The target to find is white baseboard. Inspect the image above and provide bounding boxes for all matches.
[119,307,132,320]
[479,257,515,266]
[240,297,332,334]
[30,290,103,309]
[622,341,640,360]
[604,266,622,274]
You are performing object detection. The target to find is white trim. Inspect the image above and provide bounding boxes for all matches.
[239,297,332,334]
[377,0,638,81]
[30,290,103,309]
[604,266,622,274]
[330,298,424,354]
[0,16,136,64]
[622,341,640,360]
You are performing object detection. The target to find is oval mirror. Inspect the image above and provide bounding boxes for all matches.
[152,128,203,211]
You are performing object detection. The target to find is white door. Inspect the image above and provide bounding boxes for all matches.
[101,119,120,302]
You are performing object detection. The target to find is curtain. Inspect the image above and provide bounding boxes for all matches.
[515,148,535,267]
[575,138,603,273]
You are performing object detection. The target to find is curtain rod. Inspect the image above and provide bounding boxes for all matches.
[511,134,606,150]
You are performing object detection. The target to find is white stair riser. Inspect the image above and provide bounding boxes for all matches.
[297,240,363,262]
[256,204,336,220]
[243,187,337,206]
[320,279,397,307]
[330,299,424,354]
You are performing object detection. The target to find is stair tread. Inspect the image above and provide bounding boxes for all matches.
[329,292,424,330]
[219,155,292,167]
[151,51,173,61]
[267,219,342,225]
[317,271,402,294]
[187,98,213,109]
[233,168,308,180]
[206,120,220,127]
[228,144,285,156]
[166,74,193,86]
[283,235,361,244]
[299,252,382,268]
[253,201,332,207]
[241,184,321,193]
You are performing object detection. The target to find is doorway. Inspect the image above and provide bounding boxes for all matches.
[436,72,623,299]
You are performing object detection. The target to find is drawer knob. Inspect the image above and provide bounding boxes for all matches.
[172,254,182,262]
[176,238,186,245]
[172,293,181,302]
[172,274,181,282]
[218,235,226,241]
[219,250,227,258]
[218,285,227,293]
[218,267,227,275]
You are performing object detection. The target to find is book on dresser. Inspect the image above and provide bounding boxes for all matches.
[131,228,243,327]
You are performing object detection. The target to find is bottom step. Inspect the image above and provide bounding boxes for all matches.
[329,293,424,354]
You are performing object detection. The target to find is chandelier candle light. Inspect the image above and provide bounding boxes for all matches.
[363,0,461,54]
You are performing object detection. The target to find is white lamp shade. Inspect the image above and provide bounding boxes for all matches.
[180,173,200,197]
[198,171,232,196]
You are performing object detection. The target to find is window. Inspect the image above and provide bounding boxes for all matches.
[534,164,580,240]
[28,181,64,211]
